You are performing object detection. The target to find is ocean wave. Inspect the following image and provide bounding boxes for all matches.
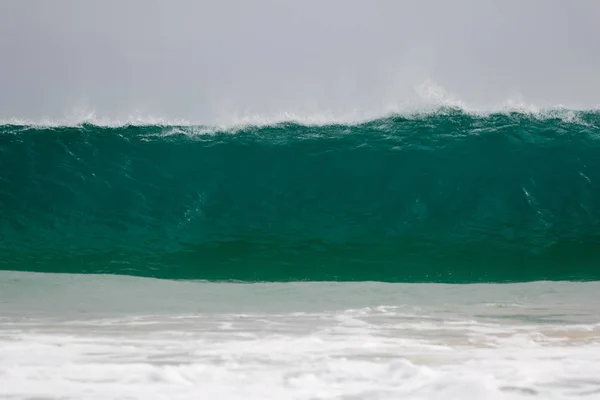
[1,111,600,282]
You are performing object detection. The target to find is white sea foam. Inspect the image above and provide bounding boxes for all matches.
[1,272,599,399]
[1,307,599,399]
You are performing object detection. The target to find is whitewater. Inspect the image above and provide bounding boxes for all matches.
[1,271,600,400]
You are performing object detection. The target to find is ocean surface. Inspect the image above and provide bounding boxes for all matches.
[2,110,600,282]
[1,109,600,399]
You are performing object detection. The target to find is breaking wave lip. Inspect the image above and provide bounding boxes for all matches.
[2,82,600,131]
[2,106,599,133]
[2,107,600,142]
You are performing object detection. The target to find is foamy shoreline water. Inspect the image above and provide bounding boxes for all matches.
[1,272,599,399]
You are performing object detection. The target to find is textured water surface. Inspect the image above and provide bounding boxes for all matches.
[2,110,600,282]
[1,272,599,399]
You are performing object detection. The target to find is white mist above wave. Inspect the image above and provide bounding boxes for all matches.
[1,81,598,129]
[1,272,600,400]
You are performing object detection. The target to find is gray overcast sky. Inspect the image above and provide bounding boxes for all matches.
[0,0,599,123]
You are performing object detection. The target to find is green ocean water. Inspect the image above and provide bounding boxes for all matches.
[1,110,600,282]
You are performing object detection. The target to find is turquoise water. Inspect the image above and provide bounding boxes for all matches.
[1,110,600,281]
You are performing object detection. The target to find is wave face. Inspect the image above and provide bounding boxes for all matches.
[2,110,600,282]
